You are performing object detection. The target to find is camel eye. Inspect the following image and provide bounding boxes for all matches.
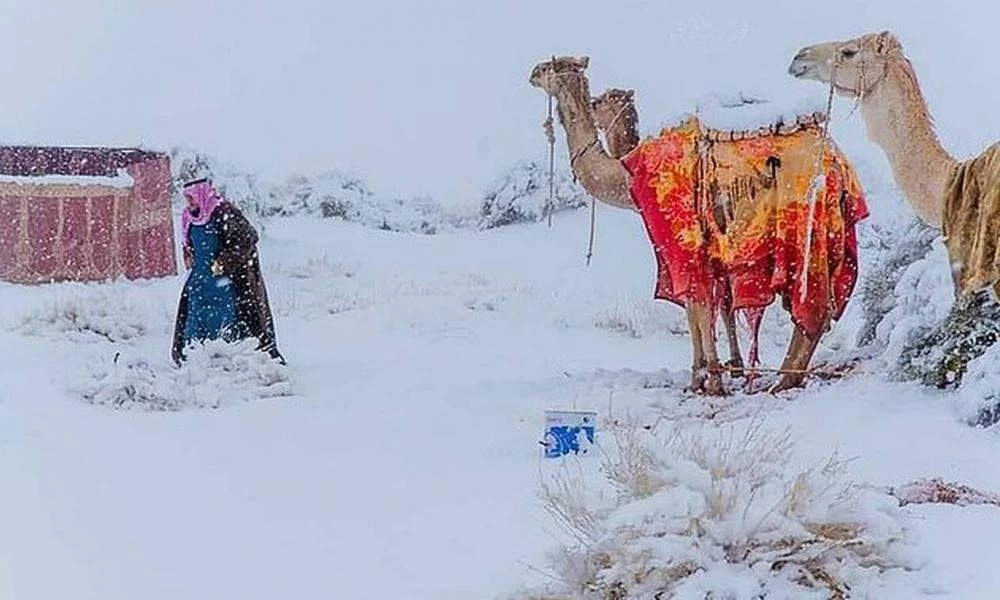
[841,48,858,59]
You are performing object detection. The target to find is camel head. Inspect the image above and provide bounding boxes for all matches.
[591,88,635,131]
[788,30,904,98]
[529,55,590,96]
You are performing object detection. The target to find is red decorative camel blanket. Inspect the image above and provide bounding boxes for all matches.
[622,116,868,346]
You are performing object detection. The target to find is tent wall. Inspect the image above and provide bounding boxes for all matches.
[0,147,176,284]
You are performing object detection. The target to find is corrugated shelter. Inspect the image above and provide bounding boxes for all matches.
[0,146,176,284]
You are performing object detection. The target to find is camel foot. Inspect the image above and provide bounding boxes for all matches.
[689,362,707,393]
[689,363,727,396]
[705,373,727,397]
[767,373,806,395]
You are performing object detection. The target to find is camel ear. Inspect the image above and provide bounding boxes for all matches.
[875,30,900,54]
[579,56,590,69]
[625,89,635,100]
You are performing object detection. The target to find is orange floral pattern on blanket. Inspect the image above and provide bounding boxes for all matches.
[621,117,868,339]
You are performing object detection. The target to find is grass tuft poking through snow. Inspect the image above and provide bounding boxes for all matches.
[15,284,171,343]
[594,296,689,339]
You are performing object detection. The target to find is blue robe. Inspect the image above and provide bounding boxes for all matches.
[172,202,283,366]
[180,219,238,346]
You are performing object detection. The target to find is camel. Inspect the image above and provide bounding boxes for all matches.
[591,87,747,380]
[789,31,1000,302]
[529,56,868,395]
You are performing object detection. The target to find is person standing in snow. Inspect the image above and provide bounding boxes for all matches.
[171,178,284,366]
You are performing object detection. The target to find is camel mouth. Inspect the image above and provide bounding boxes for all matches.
[528,56,590,88]
[787,48,818,80]
[788,58,814,79]
[529,63,553,88]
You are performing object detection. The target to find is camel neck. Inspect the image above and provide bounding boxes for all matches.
[860,60,956,228]
[548,73,635,210]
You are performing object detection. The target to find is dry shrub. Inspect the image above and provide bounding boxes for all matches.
[516,417,919,599]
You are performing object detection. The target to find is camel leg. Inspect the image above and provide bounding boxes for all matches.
[686,304,708,393]
[700,309,727,396]
[720,290,744,377]
[687,300,726,396]
[769,325,821,394]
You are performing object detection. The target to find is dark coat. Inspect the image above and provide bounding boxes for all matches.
[172,202,284,365]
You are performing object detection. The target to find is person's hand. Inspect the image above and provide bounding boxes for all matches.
[183,247,193,270]
[210,259,224,276]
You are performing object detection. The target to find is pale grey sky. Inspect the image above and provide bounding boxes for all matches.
[1,0,995,205]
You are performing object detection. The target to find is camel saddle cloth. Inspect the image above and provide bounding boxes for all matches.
[943,142,1000,300]
[621,115,869,340]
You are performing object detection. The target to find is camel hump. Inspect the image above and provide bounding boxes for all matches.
[702,112,827,142]
[594,88,634,101]
[681,92,828,139]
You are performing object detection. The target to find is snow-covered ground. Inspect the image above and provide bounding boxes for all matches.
[2,187,1000,597]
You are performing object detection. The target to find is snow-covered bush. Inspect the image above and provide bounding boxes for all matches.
[856,217,939,348]
[514,418,918,599]
[948,336,1000,428]
[848,220,991,387]
[853,210,1000,394]
[263,172,373,219]
[170,146,459,233]
[875,236,954,368]
[78,339,293,411]
[171,149,590,235]
[170,146,271,232]
[81,355,169,410]
[894,288,1000,389]
[262,173,468,234]
[479,161,587,229]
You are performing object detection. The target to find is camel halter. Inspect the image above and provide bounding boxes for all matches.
[541,63,631,266]
[543,57,557,229]
[842,55,889,119]
[797,59,840,305]
[541,61,593,229]
[799,48,890,304]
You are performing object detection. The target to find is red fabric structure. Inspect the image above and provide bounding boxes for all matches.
[0,146,177,284]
